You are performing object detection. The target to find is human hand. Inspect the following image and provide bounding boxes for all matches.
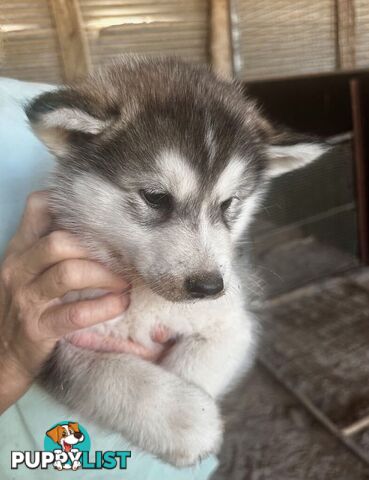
[0,191,132,412]
[0,191,132,375]
[66,323,174,362]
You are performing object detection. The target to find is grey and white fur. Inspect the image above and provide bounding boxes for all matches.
[26,57,327,467]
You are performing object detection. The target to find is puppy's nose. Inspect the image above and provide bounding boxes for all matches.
[185,272,224,299]
[74,432,82,439]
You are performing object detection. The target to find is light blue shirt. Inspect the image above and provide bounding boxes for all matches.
[0,78,218,479]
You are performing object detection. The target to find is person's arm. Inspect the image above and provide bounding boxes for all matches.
[0,191,159,414]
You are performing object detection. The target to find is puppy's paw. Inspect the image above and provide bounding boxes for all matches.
[163,386,223,467]
[53,461,63,471]
[72,460,81,470]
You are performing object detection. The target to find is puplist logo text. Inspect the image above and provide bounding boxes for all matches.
[11,421,131,471]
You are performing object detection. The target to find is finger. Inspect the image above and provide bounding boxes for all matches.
[15,231,88,283]
[151,325,173,344]
[30,259,129,300]
[40,292,130,338]
[66,331,160,360]
[7,191,51,254]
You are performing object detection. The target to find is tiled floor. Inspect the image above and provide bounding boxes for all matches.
[213,264,369,479]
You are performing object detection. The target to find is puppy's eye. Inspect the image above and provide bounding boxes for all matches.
[140,190,172,210]
[220,197,234,213]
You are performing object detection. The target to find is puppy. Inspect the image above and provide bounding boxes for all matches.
[26,57,327,467]
[46,422,84,470]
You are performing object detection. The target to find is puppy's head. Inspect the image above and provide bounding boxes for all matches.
[26,58,327,301]
[46,422,84,451]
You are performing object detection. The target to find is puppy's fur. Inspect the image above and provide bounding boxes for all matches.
[26,57,327,466]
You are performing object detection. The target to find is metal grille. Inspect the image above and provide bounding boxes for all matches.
[250,137,360,295]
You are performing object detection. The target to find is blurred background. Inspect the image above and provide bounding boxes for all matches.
[1,1,369,479]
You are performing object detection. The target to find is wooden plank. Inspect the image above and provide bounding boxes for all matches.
[48,0,91,82]
[350,79,369,264]
[335,0,356,69]
[209,0,233,78]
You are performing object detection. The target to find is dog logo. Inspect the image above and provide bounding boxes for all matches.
[45,422,86,470]
[11,420,131,471]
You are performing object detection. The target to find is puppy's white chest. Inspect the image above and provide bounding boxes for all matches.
[118,287,201,349]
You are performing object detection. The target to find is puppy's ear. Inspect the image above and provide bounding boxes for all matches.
[25,89,119,156]
[68,422,79,433]
[265,129,329,178]
[46,425,62,444]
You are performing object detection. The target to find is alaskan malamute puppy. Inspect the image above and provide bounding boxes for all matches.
[26,58,326,466]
